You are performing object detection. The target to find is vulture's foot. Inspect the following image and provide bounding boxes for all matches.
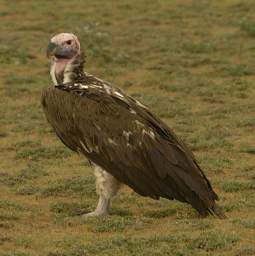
[82,196,110,218]
[82,209,107,218]
[63,208,107,225]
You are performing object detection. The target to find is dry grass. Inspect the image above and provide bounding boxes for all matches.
[1,0,255,255]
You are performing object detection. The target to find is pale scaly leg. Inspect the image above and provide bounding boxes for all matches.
[83,165,121,217]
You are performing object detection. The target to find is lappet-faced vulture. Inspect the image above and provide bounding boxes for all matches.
[42,33,225,218]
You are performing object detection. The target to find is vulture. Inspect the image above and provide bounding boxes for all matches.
[42,33,225,218]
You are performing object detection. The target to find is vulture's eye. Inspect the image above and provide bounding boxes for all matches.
[66,40,72,45]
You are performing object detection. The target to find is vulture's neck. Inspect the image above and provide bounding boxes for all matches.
[50,53,86,86]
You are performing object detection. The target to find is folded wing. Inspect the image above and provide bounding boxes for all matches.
[42,84,222,217]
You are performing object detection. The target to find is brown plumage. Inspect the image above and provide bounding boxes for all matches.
[42,33,225,218]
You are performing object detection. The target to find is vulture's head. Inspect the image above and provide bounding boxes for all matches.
[47,33,80,60]
[47,33,82,84]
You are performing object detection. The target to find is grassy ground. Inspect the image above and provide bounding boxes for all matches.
[0,0,255,255]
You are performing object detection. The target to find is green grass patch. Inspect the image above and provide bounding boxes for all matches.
[84,216,151,233]
[235,244,255,256]
[188,230,239,251]
[241,147,255,154]
[50,233,192,256]
[3,252,32,256]
[0,200,26,211]
[222,181,255,192]
[0,212,19,221]
[143,208,176,218]
[183,41,216,54]
[42,176,95,197]
[16,146,72,161]
[16,185,38,195]
[176,219,214,230]
[0,44,34,65]
[2,164,48,187]
[240,20,255,37]
[238,118,255,127]
[131,91,191,118]
[240,219,255,229]
[50,201,91,217]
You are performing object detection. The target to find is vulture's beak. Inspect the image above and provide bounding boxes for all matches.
[47,42,73,59]
[47,42,59,58]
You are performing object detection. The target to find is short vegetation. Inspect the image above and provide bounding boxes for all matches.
[0,1,254,255]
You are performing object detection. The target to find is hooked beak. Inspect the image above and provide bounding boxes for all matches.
[47,42,75,59]
[47,42,59,58]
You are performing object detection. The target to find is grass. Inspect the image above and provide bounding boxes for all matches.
[222,181,255,192]
[240,20,255,37]
[188,230,239,251]
[16,146,72,161]
[241,147,255,154]
[42,176,96,197]
[1,0,255,255]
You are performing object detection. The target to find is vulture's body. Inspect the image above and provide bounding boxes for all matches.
[42,33,224,218]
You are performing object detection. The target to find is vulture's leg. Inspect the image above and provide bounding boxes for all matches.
[83,165,121,217]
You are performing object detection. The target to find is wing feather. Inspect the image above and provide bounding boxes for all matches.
[42,85,220,216]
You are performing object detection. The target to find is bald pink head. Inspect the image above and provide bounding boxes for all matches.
[47,33,81,60]
[47,33,81,84]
